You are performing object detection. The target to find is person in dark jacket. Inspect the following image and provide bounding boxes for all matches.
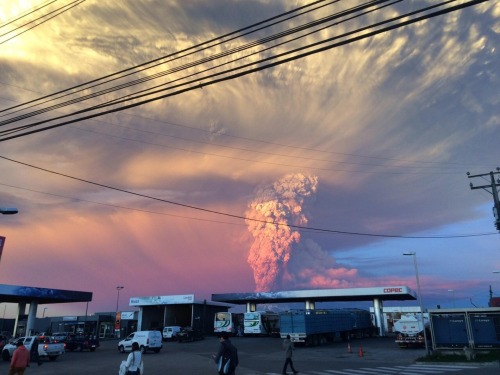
[282,335,299,374]
[30,336,42,366]
[213,332,238,375]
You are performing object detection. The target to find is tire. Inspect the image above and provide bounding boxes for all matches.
[2,350,10,361]
[118,345,125,353]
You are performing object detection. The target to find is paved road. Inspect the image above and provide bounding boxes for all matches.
[0,336,497,375]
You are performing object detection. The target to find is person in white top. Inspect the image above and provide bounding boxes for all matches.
[125,342,143,375]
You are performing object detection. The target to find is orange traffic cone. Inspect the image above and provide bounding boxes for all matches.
[359,345,364,357]
[347,342,352,353]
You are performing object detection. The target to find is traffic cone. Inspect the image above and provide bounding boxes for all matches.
[359,345,364,357]
[347,342,352,353]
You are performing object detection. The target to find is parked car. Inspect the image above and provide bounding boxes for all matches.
[118,331,162,353]
[162,326,182,341]
[64,334,100,352]
[177,327,203,343]
[51,332,70,342]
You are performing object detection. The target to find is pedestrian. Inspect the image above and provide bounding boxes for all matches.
[124,342,143,375]
[282,334,299,375]
[8,340,30,375]
[213,332,238,375]
[30,336,42,366]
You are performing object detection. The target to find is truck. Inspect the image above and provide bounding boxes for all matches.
[394,313,430,348]
[279,309,372,346]
[2,336,65,362]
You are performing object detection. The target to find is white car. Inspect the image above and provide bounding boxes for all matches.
[162,326,181,341]
[118,331,162,353]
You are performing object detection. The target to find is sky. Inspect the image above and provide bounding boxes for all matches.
[0,0,499,319]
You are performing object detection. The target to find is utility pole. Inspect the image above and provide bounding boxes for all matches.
[467,168,500,232]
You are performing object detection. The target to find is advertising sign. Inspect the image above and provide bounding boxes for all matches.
[121,311,135,320]
[130,294,194,306]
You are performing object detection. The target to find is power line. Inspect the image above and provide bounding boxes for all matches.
[0,0,333,116]
[0,0,385,125]
[0,0,486,141]
[0,154,497,239]
[0,0,58,29]
[0,83,495,171]
[0,0,87,46]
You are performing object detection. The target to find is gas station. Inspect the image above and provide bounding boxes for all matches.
[0,284,92,336]
[212,285,417,336]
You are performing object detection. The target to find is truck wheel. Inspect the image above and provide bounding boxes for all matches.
[119,345,125,353]
[2,350,10,361]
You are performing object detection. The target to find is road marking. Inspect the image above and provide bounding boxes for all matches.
[266,364,480,375]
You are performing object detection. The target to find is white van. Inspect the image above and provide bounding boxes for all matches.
[118,331,162,353]
[162,326,182,341]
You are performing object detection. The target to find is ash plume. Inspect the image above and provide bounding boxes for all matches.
[245,173,318,292]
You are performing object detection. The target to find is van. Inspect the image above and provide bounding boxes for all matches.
[162,326,182,341]
[118,331,162,353]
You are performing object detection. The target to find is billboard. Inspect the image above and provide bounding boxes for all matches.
[129,294,195,306]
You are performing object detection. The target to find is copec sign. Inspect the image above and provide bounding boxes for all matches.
[384,287,404,293]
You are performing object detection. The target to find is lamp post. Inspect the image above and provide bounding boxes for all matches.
[115,286,124,339]
[116,286,124,313]
[448,289,456,308]
[403,251,430,356]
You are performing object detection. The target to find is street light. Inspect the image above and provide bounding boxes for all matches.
[116,286,124,313]
[448,289,456,308]
[0,207,18,215]
[403,251,430,356]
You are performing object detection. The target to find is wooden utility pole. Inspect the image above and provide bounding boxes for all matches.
[467,168,500,231]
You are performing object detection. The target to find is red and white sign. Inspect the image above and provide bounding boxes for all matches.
[0,236,5,263]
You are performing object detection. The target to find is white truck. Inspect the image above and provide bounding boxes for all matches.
[394,313,429,348]
[2,336,65,362]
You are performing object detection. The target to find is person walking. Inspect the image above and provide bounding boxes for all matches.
[30,336,42,366]
[8,340,30,375]
[213,332,238,375]
[124,342,143,375]
[282,335,299,375]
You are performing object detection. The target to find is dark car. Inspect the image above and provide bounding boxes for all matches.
[177,327,203,343]
[64,334,100,352]
[51,332,70,343]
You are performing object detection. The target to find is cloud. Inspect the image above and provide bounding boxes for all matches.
[245,173,318,291]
